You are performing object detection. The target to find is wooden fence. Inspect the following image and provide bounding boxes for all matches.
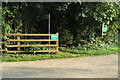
[0,33,59,54]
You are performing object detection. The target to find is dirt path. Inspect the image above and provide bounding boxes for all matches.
[1,54,118,78]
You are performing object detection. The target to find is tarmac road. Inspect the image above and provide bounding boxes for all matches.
[1,54,118,78]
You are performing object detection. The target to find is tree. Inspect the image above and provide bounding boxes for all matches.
[2,2,120,46]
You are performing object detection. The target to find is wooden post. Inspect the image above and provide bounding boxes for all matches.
[56,33,59,54]
[4,42,7,53]
[3,34,7,53]
[17,32,20,52]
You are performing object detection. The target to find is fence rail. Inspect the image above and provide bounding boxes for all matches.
[5,34,51,36]
[6,45,57,47]
[0,33,59,54]
[7,50,58,53]
[7,39,58,42]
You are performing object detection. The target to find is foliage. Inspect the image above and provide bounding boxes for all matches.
[2,2,120,51]
[2,47,118,62]
[61,41,117,51]
[64,2,119,45]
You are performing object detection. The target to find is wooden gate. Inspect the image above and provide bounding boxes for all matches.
[0,33,59,54]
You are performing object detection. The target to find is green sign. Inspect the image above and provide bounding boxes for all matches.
[102,25,108,32]
[50,34,58,40]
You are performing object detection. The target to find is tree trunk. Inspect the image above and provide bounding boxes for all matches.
[73,32,78,46]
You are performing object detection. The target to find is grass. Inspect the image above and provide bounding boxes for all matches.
[59,47,118,55]
[1,47,119,62]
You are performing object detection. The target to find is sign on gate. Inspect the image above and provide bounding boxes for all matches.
[50,34,58,40]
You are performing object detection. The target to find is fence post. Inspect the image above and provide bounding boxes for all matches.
[4,34,7,53]
[56,33,59,54]
[17,32,20,52]
[4,42,7,53]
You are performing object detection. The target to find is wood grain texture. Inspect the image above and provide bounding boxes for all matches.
[7,39,58,42]
[7,50,58,53]
[5,34,55,36]
[6,45,57,47]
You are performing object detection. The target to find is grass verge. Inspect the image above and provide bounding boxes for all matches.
[1,47,118,62]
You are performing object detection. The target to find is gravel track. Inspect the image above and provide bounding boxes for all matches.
[1,54,118,78]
